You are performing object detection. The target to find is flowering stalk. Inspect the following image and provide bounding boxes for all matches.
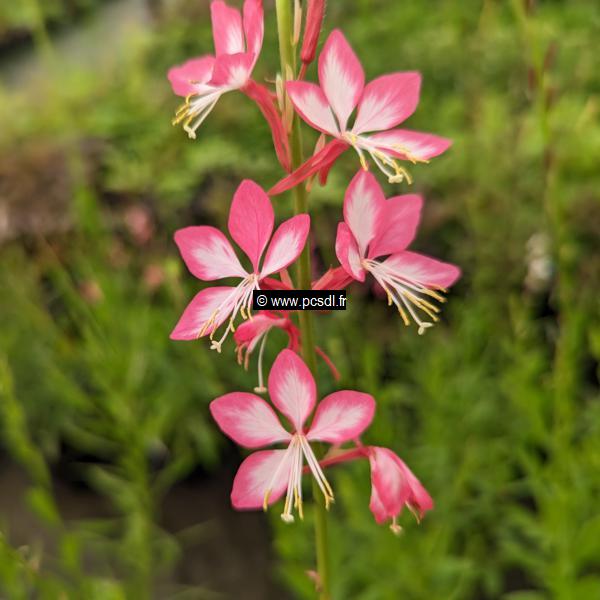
[275,1,331,597]
[168,2,458,597]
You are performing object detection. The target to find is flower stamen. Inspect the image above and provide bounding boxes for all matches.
[300,436,334,509]
[199,275,259,350]
[172,90,222,139]
[364,259,449,335]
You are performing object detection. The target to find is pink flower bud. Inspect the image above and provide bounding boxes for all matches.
[300,0,326,68]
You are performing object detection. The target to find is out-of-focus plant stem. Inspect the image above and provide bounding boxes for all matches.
[510,0,582,461]
[275,2,331,598]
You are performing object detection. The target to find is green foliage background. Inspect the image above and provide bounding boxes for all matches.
[0,0,598,598]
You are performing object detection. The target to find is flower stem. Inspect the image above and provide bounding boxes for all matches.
[275,2,331,598]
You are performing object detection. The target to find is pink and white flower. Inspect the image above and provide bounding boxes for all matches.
[367,447,433,534]
[210,349,375,522]
[234,310,341,392]
[234,312,299,392]
[168,0,291,170]
[169,0,263,138]
[171,180,309,350]
[316,444,434,534]
[270,29,451,195]
[335,170,460,334]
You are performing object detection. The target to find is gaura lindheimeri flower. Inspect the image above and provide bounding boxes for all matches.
[168,0,291,171]
[269,29,451,195]
[170,180,309,350]
[168,0,263,138]
[210,349,375,522]
[234,312,299,393]
[234,310,340,393]
[367,447,434,534]
[335,170,460,334]
[317,445,434,534]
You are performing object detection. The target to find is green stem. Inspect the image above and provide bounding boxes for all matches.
[275,1,331,598]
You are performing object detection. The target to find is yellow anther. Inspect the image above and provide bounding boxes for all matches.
[408,504,422,524]
[391,144,429,165]
[404,294,440,322]
[198,311,218,338]
[263,490,271,512]
[389,164,413,185]
[420,287,446,303]
[293,487,304,520]
[397,305,410,327]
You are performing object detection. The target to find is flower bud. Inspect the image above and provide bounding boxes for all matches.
[300,0,326,68]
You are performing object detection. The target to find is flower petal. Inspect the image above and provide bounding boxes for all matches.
[369,476,389,524]
[231,449,293,509]
[243,0,264,58]
[174,226,247,281]
[369,447,410,521]
[369,447,433,522]
[211,0,244,56]
[209,52,255,88]
[318,30,364,131]
[242,80,291,172]
[268,349,316,432]
[234,312,287,352]
[261,215,310,277]
[353,72,421,134]
[382,251,461,289]
[397,458,434,518]
[168,56,216,97]
[269,139,348,196]
[335,222,365,282]
[286,81,339,135]
[307,391,375,443]
[170,286,236,340]
[228,180,274,272]
[368,129,452,161]
[343,170,385,256]
[210,392,291,448]
[368,194,423,259]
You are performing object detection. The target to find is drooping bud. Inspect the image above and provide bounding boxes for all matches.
[300,0,326,73]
